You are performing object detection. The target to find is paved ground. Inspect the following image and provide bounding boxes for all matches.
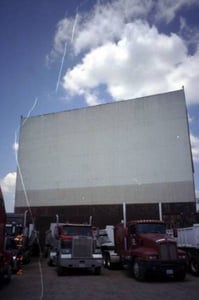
[0,258,199,300]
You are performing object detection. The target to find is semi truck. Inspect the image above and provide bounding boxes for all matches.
[46,216,102,276]
[167,224,199,276]
[0,187,12,283]
[97,225,120,269]
[98,219,187,281]
[5,211,40,269]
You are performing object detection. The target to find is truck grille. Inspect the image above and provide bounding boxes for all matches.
[159,243,177,260]
[72,236,93,258]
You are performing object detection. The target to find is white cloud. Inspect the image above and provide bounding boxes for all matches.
[51,0,199,56]
[190,134,199,164]
[167,48,199,105]
[50,0,153,57]
[155,0,198,24]
[188,114,193,123]
[179,16,199,54]
[49,0,199,106]
[84,91,99,106]
[0,172,16,212]
[63,21,199,104]
[73,0,153,54]
[12,142,19,152]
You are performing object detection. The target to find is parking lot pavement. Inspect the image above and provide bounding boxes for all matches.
[1,258,199,300]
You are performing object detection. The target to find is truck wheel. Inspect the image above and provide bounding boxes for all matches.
[94,267,101,275]
[175,271,186,281]
[190,260,199,276]
[103,253,108,268]
[106,254,112,270]
[4,265,12,284]
[47,258,53,267]
[12,259,18,274]
[133,259,146,281]
[57,265,64,276]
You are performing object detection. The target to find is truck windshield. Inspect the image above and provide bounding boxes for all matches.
[62,226,92,236]
[136,223,166,234]
[5,226,13,236]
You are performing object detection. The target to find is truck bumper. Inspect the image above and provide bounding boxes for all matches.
[110,253,120,264]
[142,260,186,278]
[59,254,102,269]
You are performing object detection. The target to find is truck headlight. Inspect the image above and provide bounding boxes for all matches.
[17,255,23,261]
[94,248,101,254]
[61,249,71,254]
[93,254,102,259]
[178,254,186,260]
[148,255,158,260]
[61,254,72,259]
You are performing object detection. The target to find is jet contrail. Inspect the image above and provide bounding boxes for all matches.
[71,10,79,44]
[22,97,38,126]
[14,96,39,245]
[55,7,79,93]
[55,41,67,93]
[14,96,44,300]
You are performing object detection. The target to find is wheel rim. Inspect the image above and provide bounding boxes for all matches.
[133,262,140,278]
[103,258,106,267]
[191,261,199,273]
[103,255,108,268]
[107,257,111,268]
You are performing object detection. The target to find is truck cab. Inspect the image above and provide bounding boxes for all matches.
[47,220,102,276]
[115,220,187,281]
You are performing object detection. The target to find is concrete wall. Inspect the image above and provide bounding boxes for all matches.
[15,202,199,247]
[15,89,195,208]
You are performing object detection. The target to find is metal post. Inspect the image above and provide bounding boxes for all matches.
[56,214,59,224]
[23,210,28,228]
[123,202,126,227]
[123,202,127,251]
[159,202,162,221]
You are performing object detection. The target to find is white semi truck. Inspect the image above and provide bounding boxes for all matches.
[45,216,102,276]
[168,224,199,275]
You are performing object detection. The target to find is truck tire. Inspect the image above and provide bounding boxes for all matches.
[57,265,64,276]
[106,254,112,270]
[190,259,199,276]
[175,271,186,281]
[47,258,53,267]
[103,253,108,268]
[103,253,112,269]
[11,258,18,274]
[4,265,12,284]
[94,267,101,275]
[133,258,146,281]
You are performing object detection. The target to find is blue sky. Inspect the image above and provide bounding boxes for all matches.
[1,0,199,212]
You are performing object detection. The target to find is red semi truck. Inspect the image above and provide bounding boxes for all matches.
[100,219,187,281]
[0,187,12,283]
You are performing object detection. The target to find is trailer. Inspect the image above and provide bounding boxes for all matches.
[168,224,199,276]
[44,222,59,265]
[97,226,120,269]
[0,187,12,283]
[5,211,40,268]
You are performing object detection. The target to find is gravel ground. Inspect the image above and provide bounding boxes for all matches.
[0,257,199,300]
